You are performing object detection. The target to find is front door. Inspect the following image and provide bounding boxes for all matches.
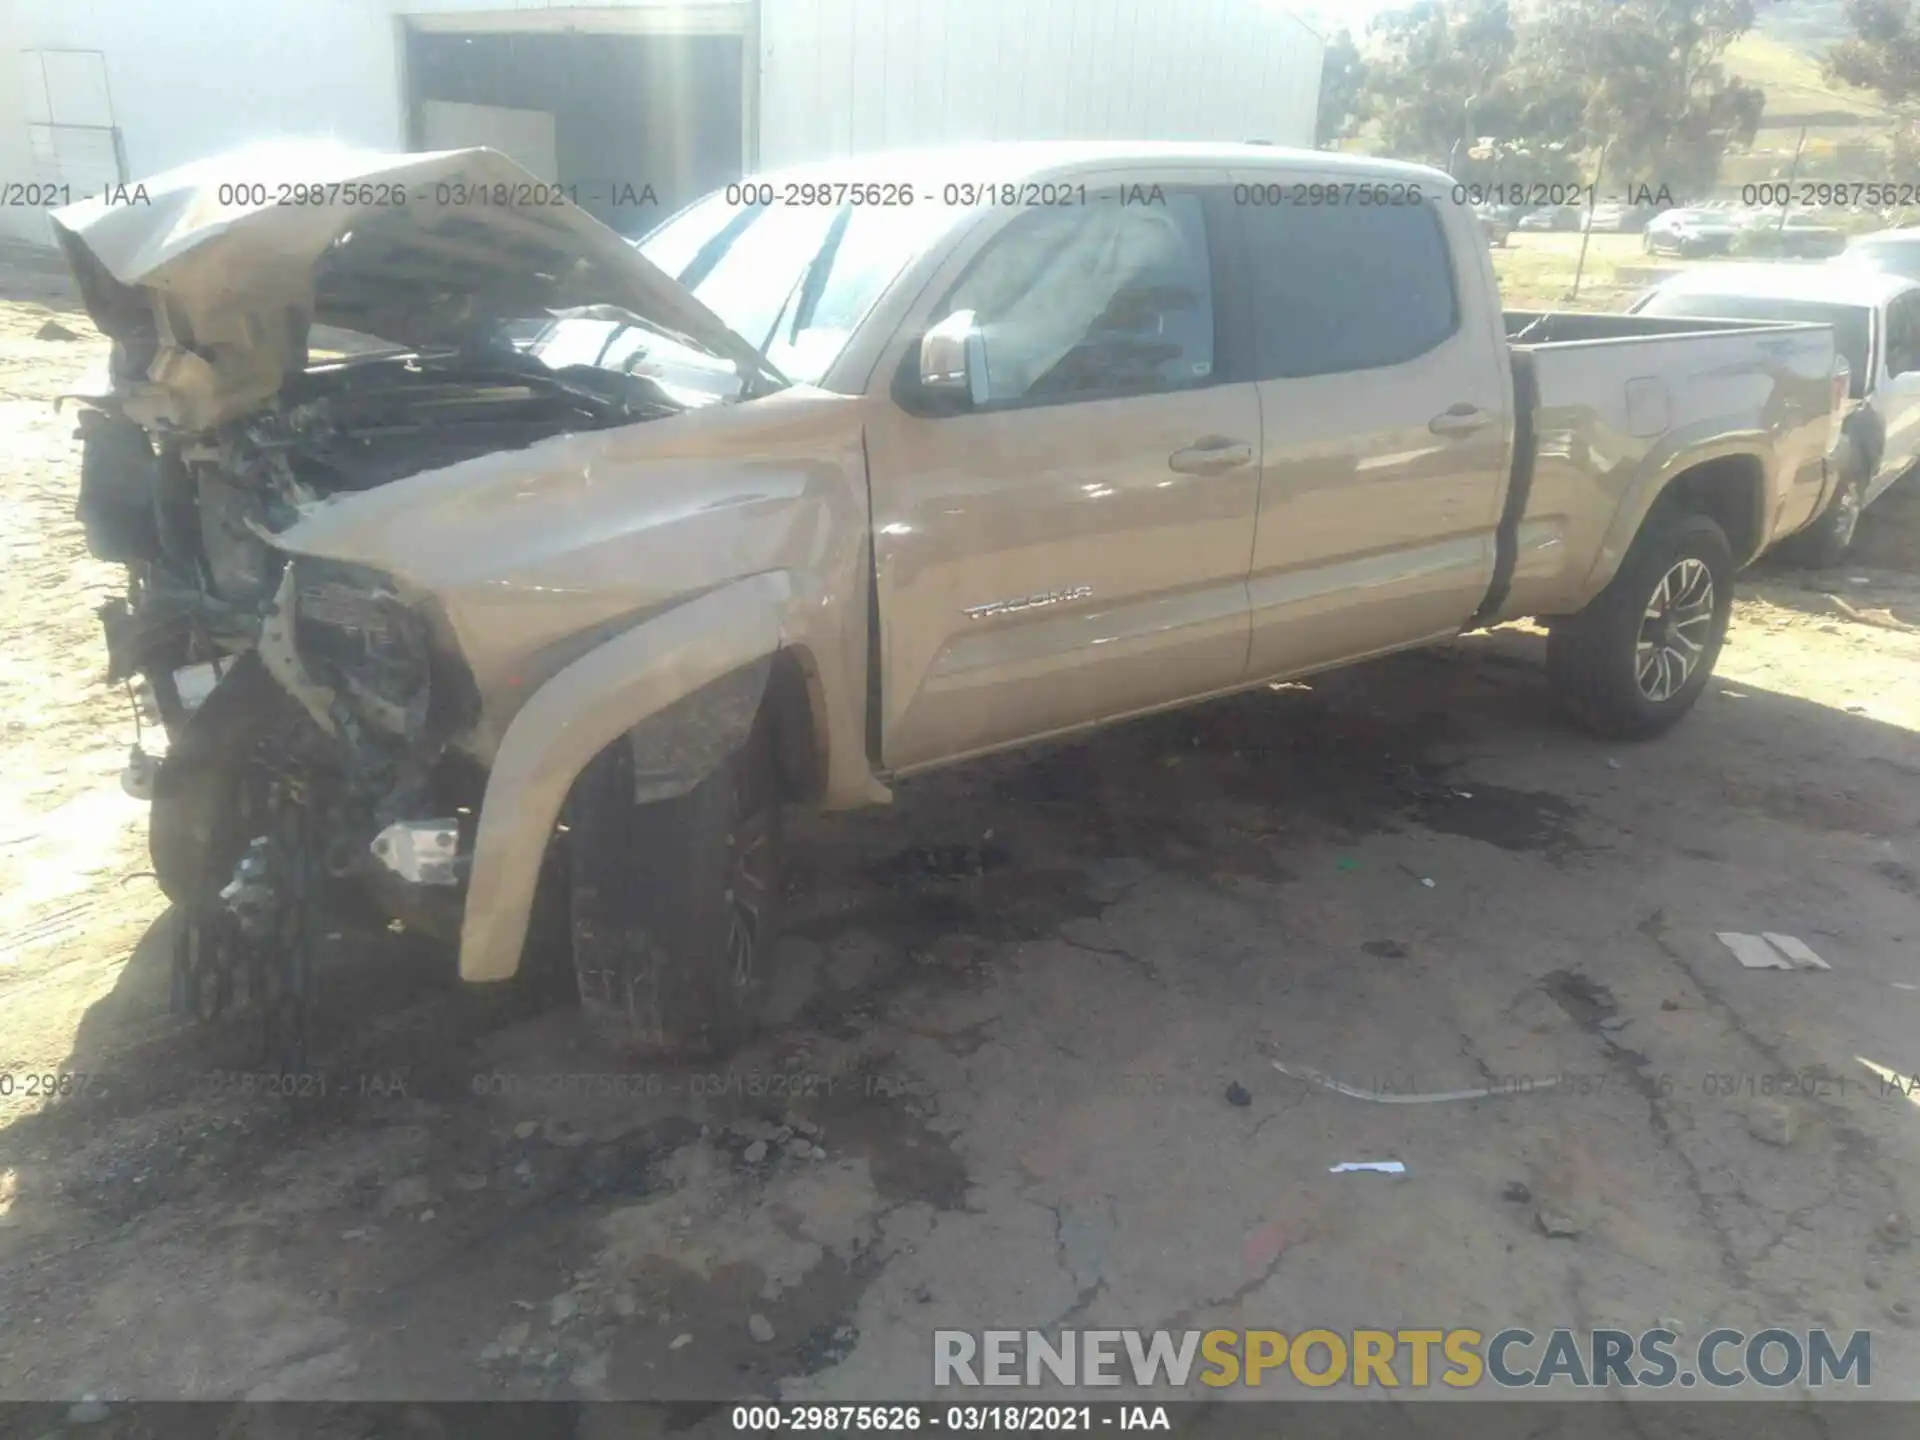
[864,183,1262,772]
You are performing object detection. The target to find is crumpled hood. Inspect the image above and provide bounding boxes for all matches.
[50,141,768,430]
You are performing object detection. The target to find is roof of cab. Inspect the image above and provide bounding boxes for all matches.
[740,141,1447,188]
[1649,262,1920,307]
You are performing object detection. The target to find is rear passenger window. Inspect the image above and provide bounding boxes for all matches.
[1240,195,1458,378]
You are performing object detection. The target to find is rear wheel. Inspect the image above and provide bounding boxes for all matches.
[566,709,783,1058]
[1546,511,1735,739]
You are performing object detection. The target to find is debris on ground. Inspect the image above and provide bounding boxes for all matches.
[1747,1099,1797,1147]
[1879,1213,1913,1248]
[1274,1059,1559,1104]
[379,1176,434,1213]
[1717,932,1831,971]
[35,318,80,341]
[1535,1205,1583,1238]
[1501,1180,1532,1203]
[1224,1082,1252,1108]
[670,1333,694,1351]
[1362,940,1410,958]
[1762,934,1832,970]
[513,1121,540,1140]
[742,1139,768,1164]
[1329,1161,1406,1175]
[749,1314,775,1343]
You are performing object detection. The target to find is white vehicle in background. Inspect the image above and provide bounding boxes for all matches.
[1834,227,1920,282]
[1632,263,1920,565]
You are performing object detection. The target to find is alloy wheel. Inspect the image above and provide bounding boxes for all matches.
[1635,558,1715,702]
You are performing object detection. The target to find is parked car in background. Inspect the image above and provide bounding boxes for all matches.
[1643,207,1745,257]
[1834,226,1920,282]
[1632,263,1920,565]
[1582,202,1657,233]
[1475,205,1513,246]
[1518,204,1584,233]
[1734,210,1848,259]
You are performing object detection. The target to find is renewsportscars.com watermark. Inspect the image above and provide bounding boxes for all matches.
[934,1327,1872,1391]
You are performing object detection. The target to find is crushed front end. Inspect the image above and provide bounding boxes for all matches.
[50,142,765,1065]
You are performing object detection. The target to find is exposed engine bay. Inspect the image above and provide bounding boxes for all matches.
[78,347,699,1058]
[51,143,769,1063]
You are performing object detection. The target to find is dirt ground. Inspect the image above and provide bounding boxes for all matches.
[3,243,1920,1425]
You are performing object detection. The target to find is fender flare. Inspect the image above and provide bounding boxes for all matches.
[458,572,791,982]
[1583,433,1769,595]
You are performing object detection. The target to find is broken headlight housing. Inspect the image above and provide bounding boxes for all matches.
[292,559,432,727]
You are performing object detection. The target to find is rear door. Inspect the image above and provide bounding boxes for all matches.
[1231,175,1513,680]
[864,177,1262,772]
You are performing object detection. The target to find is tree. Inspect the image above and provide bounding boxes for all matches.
[1528,0,1768,191]
[1349,0,1769,193]
[1353,0,1583,183]
[1825,0,1920,168]
[1826,0,1920,104]
[1315,28,1369,147]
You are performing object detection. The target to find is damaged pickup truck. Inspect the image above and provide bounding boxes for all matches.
[55,142,1848,1064]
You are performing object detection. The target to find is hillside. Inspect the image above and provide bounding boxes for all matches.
[1724,5,1894,183]
[1755,0,1851,50]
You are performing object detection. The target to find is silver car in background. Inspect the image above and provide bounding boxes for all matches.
[1632,263,1920,564]
[1642,207,1744,257]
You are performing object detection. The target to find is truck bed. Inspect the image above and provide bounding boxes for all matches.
[1487,310,1839,625]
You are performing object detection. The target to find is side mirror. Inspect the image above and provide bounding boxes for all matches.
[918,310,989,410]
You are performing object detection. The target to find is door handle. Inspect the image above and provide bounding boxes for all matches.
[1168,438,1254,475]
[1429,404,1495,437]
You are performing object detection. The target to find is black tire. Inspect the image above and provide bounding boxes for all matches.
[1778,439,1866,569]
[1546,511,1735,740]
[566,708,783,1058]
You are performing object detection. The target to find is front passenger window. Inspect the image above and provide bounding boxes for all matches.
[941,193,1216,406]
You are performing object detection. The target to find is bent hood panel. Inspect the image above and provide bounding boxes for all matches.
[50,143,765,430]
[272,386,872,759]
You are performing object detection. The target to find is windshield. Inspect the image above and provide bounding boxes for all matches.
[1637,291,1872,396]
[636,192,964,388]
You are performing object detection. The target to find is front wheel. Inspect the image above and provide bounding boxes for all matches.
[1546,512,1735,740]
[566,709,784,1057]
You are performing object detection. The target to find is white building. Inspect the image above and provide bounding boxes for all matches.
[0,0,1324,245]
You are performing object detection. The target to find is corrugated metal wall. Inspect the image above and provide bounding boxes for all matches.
[757,0,1323,168]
